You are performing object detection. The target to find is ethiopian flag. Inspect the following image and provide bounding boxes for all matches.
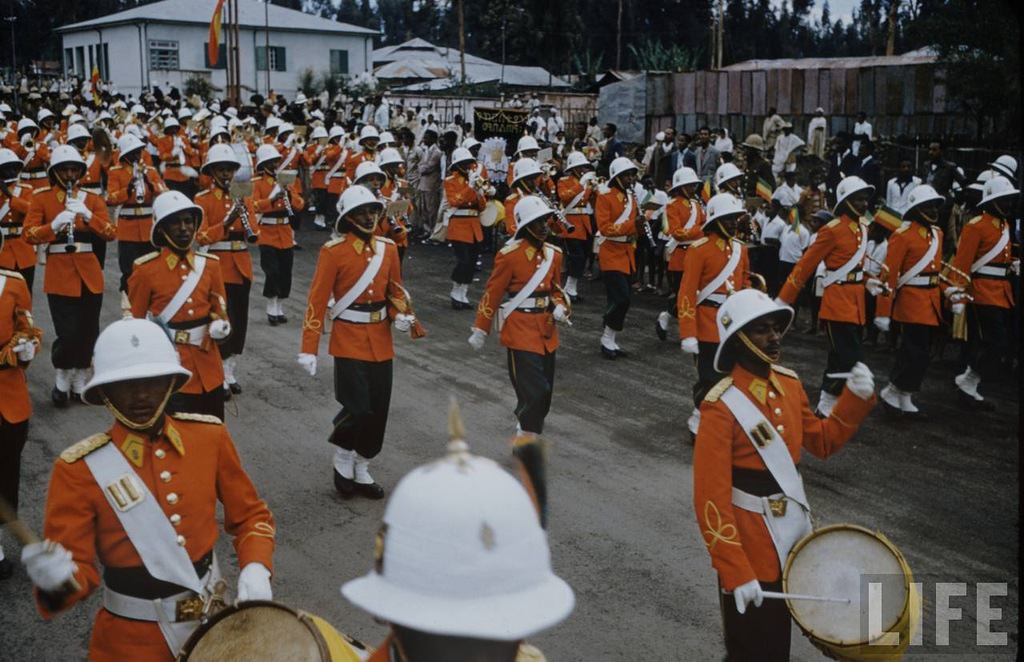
[788,205,801,230]
[755,177,773,202]
[208,0,226,66]
[90,66,101,106]
[700,179,712,203]
[873,205,903,232]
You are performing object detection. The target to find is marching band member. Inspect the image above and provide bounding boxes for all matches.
[595,156,642,359]
[324,126,352,229]
[24,145,116,406]
[377,147,412,260]
[506,135,555,195]
[154,117,197,198]
[7,118,51,190]
[714,162,744,197]
[503,157,543,236]
[777,176,874,416]
[22,317,275,661]
[345,125,381,180]
[693,289,875,662]
[0,149,36,288]
[252,145,305,326]
[444,147,487,310]
[106,133,168,294]
[677,193,750,437]
[196,145,259,399]
[128,191,231,419]
[557,151,596,302]
[469,196,571,526]
[948,175,1018,408]
[656,166,704,341]
[872,185,946,413]
[303,125,332,229]
[341,414,574,661]
[298,185,418,500]
[0,229,42,580]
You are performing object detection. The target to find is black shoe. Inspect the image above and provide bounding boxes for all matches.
[268,315,280,326]
[354,481,385,499]
[655,319,667,341]
[293,244,304,251]
[223,386,232,402]
[614,348,629,358]
[276,314,288,324]
[601,345,617,360]
[0,557,13,580]
[52,387,69,408]
[228,382,242,395]
[69,392,83,403]
[333,469,356,498]
[569,294,581,303]
[450,298,472,310]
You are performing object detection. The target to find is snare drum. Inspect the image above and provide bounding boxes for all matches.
[479,200,502,228]
[178,601,369,661]
[783,524,917,661]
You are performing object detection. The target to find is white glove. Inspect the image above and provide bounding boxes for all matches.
[552,304,571,325]
[846,361,875,400]
[873,316,891,333]
[951,302,966,316]
[22,541,77,593]
[208,319,231,340]
[14,339,36,362]
[393,313,414,333]
[681,337,699,354]
[297,352,317,376]
[65,199,92,220]
[236,562,272,602]
[1011,259,1020,276]
[269,184,283,200]
[468,327,487,351]
[50,210,76,233]
[733,579,764,615]
[865,278,885,297]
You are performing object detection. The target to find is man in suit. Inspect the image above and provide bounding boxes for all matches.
[691,126,721,183]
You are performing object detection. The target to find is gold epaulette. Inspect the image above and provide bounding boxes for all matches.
[325,236,345,248]
[703,377,734,403]
[134,251,159,266]
[0,268,25,280]
[171,412,223,425]
[109,164,124,171]
[60,433,111,463]
[690,237,709,248]
[825,218,842,228]
[500,239,521,254]
[32,186,51,195]
[771,365,798,379]
[967,215,982,225]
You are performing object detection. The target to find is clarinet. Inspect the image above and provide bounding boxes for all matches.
[539,188,576,234]
[275,175,294,218]
[64,182,76,251]
[631,190,657,249]
[232,196,259,244]
[133,162,146,205]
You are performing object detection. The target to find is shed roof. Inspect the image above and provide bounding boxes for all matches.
[721,48,938,71]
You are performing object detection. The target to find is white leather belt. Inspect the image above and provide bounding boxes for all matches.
[731,487,789,516]
[903,274,938,287]
[20,171,46,179]
[172,325,207,346]
[450,209,478,217]
[120,206,153,217]
[258,217,290,225]
[975,264,1007,277]
[209,241,248,251]
[334,308,387,323]
[49,242,93,253]
[604,235,631,243]
[566,206,592,215]
[1,226,22,237]
[823,269,863,284]
[102,563,218,623]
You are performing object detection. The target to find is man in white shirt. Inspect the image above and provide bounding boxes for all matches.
[771,123,805,179]
[852,112,873,156]
[762,107,785,149]
[374,94,390,129]
[885,158,921,214]
[807,108,828,159]
[776,169,803,203]
[547,108,564,139]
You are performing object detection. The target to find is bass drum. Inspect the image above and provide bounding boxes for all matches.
[178,601,370,661]
[783,524,918,661]
[479,200,503,228]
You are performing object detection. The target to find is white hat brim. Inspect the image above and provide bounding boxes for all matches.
[342,570,574,641]
[83,361,191,405]
[713,305,794,373]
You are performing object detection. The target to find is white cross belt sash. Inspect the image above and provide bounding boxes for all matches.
[326,149,349,180]
[330,242,386,320]
[697,241,742,305]
[0,200,10,221]
[895,227,939,289]
[971,226,1009,274]
[821,226,867,288]
[666,202,699,259]
[156,255,207,325]
[612,192,634,227]
[496,245,553,332]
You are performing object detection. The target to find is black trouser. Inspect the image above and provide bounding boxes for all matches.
[602,270,631,331]
[450,240,478,285]
[13,266,34,293]
[47,291,102,370]
[507,349,556,435]
[0,417,29,513]
[166,179,197,199]
[719,578,790,662]
[692,340,719,408]
[117,240,152,292]
[964,303,1011,380]
[330,358,393,459]
[91,236,107,268]
[666,270,682,317]
[564,238,587,280]
[324,192,339,229]
[167,388,224,420]
[761,246,781,296]
[259,245,294,299]
[822,320,864,395]
[220,279,251,358]
[891,322,932,392]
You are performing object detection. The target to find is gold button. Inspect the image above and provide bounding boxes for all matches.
[176,535,186,546]
[166,492,179,504]
[170,514,182,525]
[155,449,166,459]
[187,297,193,303]
[181,275,187,281]
[776,424,785,433]
[768,391,776,399]
[160,470,172,482]
[774,408,782,415]
[187,309,194,315]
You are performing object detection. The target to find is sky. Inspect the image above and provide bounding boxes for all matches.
[771,0,860,24]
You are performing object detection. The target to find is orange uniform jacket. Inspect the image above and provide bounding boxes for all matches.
[302,234,409,361]
[327,147,352,196]
[0,181,36,270]
[595,187,638,274]
[6,139,51,188]
[195,187,258,284]
[876,221,944,325]
[778,215,867,324]
[677,236,750,342]
[473,240,567,354]
[23,187,116,296]
[556,175,594,241]
[276,142,305,173]
[344,150,376,181]
[128,250,229,393]
[153,133,196,183]
[307,143,339,190]
[694,365,875,590]
[79,151,108,192]
[950,213,1014,308]
[444,172,485,244]
[106,163,168,242]
[377,178,410,248]
[503,190,524,236]
[251,174,304,250]
[0,270,39,423]
[37,416,275,660]
[664,196,705,272]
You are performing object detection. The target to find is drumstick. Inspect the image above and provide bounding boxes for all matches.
[762,590,851,604]
[825,372,853,380]
[0,495,82,593]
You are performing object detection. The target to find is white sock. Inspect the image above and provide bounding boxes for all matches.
[451,282,460,299]
[460,284,471,303]
[277,299,286,316]
[333,448,355,479]
[71,369,88,395]
[354,454,375,484]
[657,310,670,331]
[601,326,617,350]
[565,276,578,296]
[55,368,71,392]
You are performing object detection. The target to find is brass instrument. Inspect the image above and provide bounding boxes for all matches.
[230,196,259,244]
[274,176,294,218]
[940,260,973,341]
[940,260,972,289]
[749,272,768,293]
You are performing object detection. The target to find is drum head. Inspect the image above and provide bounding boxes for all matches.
[480,200,501,227]
[183,602,327,661]
[784,524,909,646]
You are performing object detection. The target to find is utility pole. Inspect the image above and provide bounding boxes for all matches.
[616,0,623,69]
[265,0,271,95]
[716,0,724,69]
[232,0,241,104]
[457,0,466,88]
[885,0,900,56]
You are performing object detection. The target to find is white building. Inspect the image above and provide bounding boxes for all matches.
[57,0,378,99]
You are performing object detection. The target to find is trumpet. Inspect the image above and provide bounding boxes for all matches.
[230,196,259,244]
[749,272,768,293]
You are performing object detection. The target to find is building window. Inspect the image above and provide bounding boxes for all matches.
[255,46,286,72]
[330,50,349,76]
[204,42,227,70]
[102,43,110,79]
[75,46,85,77]
[149,40,179,71]
[64,48,73,75]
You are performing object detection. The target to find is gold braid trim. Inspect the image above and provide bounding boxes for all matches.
[240,521,276,545]
[478,291,494,319]
[702,500,740,550]
[303,303,322,332]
